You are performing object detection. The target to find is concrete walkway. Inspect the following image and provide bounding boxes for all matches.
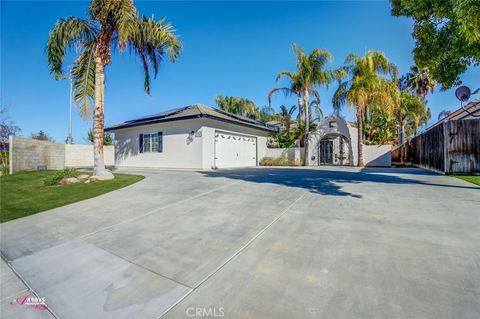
[1,167,479,318]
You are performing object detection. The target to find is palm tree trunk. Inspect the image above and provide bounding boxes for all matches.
[303,90,310,166]
[357,109,364,167]
[93,57,113,179]
[297,95,303,122]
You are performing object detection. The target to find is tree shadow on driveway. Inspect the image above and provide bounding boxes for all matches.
[199,167,479,198]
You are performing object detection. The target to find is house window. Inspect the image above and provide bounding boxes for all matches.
[140,132,162,153]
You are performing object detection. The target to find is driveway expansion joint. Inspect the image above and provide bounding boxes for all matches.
[156,191,307,319]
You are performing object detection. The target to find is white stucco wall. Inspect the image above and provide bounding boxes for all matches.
[363,145,391,166]
[265,147,304,163]
[112,118,271,169]
[65,144,114,167]
[348,125,359,166]
[113,119,204,169]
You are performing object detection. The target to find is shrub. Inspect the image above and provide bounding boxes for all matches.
[259,157,300,166]
[43,168,80,186]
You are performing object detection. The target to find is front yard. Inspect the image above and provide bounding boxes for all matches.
[0,170,144,223]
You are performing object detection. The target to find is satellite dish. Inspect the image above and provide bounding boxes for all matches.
[454,85,480,118]
[455,86,471,102]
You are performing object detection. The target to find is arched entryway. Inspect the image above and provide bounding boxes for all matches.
[318,133,352,166]
[309,115,354,166]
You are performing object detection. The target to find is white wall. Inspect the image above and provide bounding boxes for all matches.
[363,145,392,166]
[348,125,359,166]
[112,118,271,169]
[265,147,304,163]
[114,119,204,169]
[65,144,114,167]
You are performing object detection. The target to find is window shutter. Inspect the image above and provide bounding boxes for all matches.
[139,134,144,153]
[158,132,163,152]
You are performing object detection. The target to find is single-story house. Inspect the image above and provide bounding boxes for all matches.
[105,104,274,169]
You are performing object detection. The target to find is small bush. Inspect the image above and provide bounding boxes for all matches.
[259,157,300,166]
[43,168,80,186]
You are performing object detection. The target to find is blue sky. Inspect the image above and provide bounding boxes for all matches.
[1,1,479,143]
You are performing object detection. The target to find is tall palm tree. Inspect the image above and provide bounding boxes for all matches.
[47,0,181,178]
[403,65,436,99]
[333,51,399,166]
[269,45,344,165]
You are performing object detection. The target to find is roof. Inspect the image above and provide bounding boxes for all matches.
[105,104,275,132]
[427,98,480,132]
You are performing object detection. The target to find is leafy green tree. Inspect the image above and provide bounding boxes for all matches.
[333,51,399,166]
[88,129,113,145]
[391,0,480,89]
[268,130,296,148]
[47,0,181,178]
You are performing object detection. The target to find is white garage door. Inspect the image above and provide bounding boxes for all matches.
[214,131,257,168]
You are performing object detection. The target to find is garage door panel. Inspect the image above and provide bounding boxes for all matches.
[215,131,257,168]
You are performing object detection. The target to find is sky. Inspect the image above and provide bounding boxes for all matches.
[1,0,479,143]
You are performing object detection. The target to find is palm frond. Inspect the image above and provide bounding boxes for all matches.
[71,43,96,119]
[268,87,292,106]
[332,80,349,114]
[112,0,137,49]
[46,17,96,79]
[129,15,182,94]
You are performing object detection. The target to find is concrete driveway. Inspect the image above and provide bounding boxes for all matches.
[1,167,479,319]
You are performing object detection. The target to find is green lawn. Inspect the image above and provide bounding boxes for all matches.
[453,175,480,186]
[0,170,144,223]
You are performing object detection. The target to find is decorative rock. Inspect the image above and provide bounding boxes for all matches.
[65,177,80,184]
[94,170,115,181]
[77,174,90,181]
[84,179,90,184]
[89,176,100,182]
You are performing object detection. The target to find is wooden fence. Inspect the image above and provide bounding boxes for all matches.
[392,119,480,173]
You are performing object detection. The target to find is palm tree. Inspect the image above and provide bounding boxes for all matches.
[215,95,259,119]
[278,105,297,132]
[395,91,428,144]
[400,65,436,99]
[47,0,181,178]
[269,44,344,165]
[333,51,399,166]
[438,110,451,120]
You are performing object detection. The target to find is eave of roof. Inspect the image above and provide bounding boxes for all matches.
[426,98,480,132]
[105,104,275,132]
